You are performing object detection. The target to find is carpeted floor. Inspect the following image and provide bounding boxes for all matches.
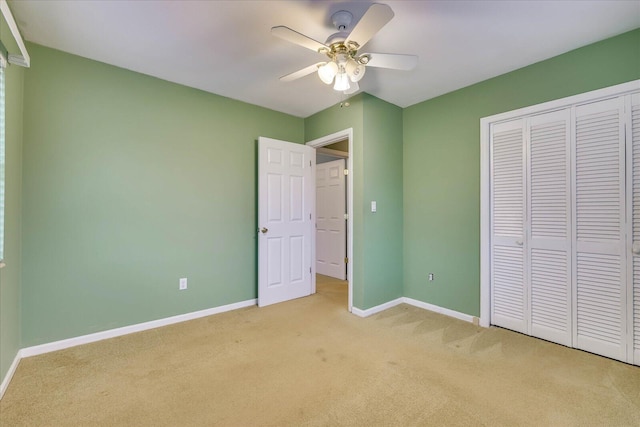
[1,274,639,426]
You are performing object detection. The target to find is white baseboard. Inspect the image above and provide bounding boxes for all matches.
[402,297,475,323]
[352,298,404,317]
[352,297,475,324]
[0,352,21,400]
[20,299,257,358]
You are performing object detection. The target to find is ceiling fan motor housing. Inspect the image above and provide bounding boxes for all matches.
[325,31,349,45]
[326,10,354,45]
[332,10,353,31]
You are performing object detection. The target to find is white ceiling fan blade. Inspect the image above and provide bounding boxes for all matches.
[345,4,394,49]
[271,26,327,53]
[365,53,418,71]
[280,63,323,82]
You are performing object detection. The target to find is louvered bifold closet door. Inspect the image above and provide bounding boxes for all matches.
[629,93,640,366]
[528,110,572,346]
[491,119,527,333]
[573,97,627,362]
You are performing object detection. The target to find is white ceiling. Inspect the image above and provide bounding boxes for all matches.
[8,0,640,118]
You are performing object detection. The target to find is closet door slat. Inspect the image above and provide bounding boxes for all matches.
[491,120,527,333]
[574,97,627,362]
[528,110,571,346]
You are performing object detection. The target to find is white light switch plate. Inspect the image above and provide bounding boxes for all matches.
[371,201,377,212]
[179,278,187,290]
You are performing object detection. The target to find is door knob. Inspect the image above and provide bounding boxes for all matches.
[516,240,523,246]
[261,227,268,234]
[633,241,640,255]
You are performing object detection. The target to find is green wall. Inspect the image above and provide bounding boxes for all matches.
[305,94,404,309]
[403,29,640,316]
[21,44,304,346]
[0,17,25,382]
[362,95,403,308]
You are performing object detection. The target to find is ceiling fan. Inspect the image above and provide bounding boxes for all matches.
[272,3,418,95]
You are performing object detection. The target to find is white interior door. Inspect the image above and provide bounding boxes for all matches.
[490,119,528,334]
[527,109,572,346]
[316,159,346,280]
[573,97,627,361]
[258,137,315,307]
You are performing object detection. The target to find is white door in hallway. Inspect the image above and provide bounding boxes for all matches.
[258,137,315,307]
[316,159,346,279]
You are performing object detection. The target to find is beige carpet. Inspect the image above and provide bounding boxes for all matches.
[1,274,639,426]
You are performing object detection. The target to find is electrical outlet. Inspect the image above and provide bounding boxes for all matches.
[428,273,434,281]
[179,278,188,290]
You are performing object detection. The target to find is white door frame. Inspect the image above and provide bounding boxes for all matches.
[307,128,354,312]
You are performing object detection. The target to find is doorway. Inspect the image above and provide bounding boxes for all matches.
[307,129,353,312]
[316,155,346,279]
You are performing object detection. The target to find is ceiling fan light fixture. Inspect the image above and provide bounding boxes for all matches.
[343,80,359,95]
[345,58,365,82]
[333,69,350,91]
[272,4,418,96]
[318,61,338,84]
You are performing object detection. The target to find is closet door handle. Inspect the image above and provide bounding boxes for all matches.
[632,241,640,255]
[515,240,523,246]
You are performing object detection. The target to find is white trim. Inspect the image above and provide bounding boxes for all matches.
[308,129,351,146]
[307,128,354,312]
[403,298,475,323]
[352,298,404,317]
[480,79,640,329]
[480,110,491,327]
[0,351,20,399]
[20,299,256,358]
[0,0,30,68]
[352,297,475,323]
